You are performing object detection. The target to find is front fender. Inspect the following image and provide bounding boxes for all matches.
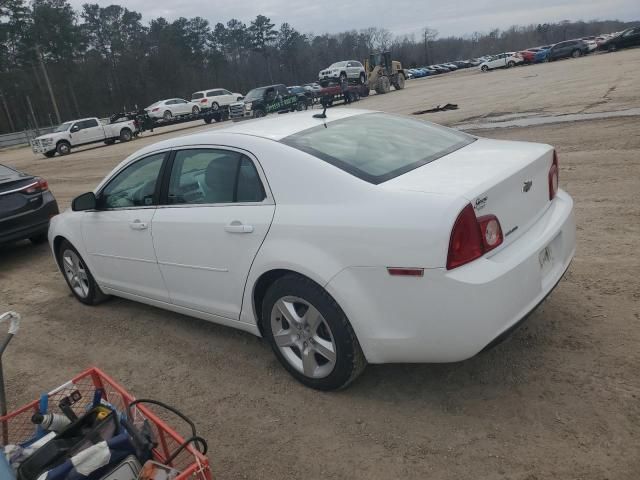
[48,210,89,271]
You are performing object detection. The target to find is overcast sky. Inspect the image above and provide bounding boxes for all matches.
[67,0,640,38]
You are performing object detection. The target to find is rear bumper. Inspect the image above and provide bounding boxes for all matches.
[0,192,59,244]
[326,190,576,363]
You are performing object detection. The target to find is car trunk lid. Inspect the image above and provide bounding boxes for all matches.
[0,174,42,219]
[382,137,554,247]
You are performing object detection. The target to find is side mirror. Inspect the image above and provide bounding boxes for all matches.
[71,125,80,133]
[72,192,96,211]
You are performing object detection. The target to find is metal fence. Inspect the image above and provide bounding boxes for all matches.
[0,127,56,149]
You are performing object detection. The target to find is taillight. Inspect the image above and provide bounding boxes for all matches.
[200,99,207,103]
[549,150,559,200]
[447,204,484,270]
[23,177,48,194]
[447,205,503,270]
[152,107,159,112]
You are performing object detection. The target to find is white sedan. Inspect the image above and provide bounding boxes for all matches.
[48,109,575,390]
[145,98,200,121]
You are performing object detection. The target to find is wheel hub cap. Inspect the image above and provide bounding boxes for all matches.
[270,296,337,379]
[62,249,89,298]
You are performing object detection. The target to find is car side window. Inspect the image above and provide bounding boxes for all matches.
[99,153,166,209]
[223,90,232,95]
[276,85,288,96]
[167,149,266,205]
[83,119,99,128]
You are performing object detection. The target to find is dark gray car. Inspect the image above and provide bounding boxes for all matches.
[547,39,590,61]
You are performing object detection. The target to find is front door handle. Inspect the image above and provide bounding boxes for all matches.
[129,220,148,230]
[225,221,254,233]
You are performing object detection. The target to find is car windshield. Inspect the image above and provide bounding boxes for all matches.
[245,88,268,101]
[282,113,475,184]
[54,122,73,132]
[191,92,204,99]
[329,62,347,68]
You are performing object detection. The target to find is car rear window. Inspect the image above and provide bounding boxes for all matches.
[281,113,475,184]
[0,164,16,177]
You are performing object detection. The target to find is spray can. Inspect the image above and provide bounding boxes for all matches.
[31,412,71,433]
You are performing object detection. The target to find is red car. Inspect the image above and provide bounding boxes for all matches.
[519,48,540,64]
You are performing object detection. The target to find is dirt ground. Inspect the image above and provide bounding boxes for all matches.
[1,49,639,479]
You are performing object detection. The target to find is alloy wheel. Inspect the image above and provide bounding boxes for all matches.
[270,296,337,379]
[62,249,90,298]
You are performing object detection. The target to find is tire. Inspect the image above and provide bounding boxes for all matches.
[192,106,199,114]
[204,117,213,124]
[44,151,56,158]
[295,101,304,111]
[30,233,48,244]
[608,44,617,52]
[571,49,582,58]
[359,72,365,84]
[375,76,391,94]
[57,239,110,305]
[211,102,219,111]
[253,109,266,118]
[163,110,172,121]
[119,128,132,142]
[262,274,367,390]
[481,65,489,72]
[507,61,515,68]
[56,141,71,156]
[393,73,405,90]
[104,139,116,145]
[339,72,347,82]
[544,56,550,63]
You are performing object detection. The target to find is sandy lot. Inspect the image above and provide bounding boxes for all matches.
[1,49,639,479]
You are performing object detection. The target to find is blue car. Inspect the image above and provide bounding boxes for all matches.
[534,46,552,63]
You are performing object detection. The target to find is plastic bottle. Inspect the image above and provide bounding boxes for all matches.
[31,412,71,433]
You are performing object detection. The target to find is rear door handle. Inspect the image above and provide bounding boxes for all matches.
[225,221,254,233]
[129,220,148,230]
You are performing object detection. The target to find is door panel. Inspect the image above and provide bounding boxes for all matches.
[151,148,274,319]
[82,208,169,301]
[152,205,274,317]
[82,152,169,301]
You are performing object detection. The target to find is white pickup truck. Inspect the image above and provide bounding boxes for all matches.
[30,117,138,157]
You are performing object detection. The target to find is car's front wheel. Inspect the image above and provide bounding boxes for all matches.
[262,274,366,390]
[571,49,582,58]
[57,240,109,305]
[481,65,489,72]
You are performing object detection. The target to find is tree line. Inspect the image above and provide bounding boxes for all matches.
[0,0,637,134]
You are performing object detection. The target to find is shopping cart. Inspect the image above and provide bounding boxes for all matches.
[0,312,213,480]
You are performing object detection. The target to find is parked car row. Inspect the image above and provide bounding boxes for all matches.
[406,27,639,79]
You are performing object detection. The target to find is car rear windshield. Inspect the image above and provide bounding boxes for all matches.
[192,92,204,99]
[281,113,475,184]
[0,164,16,177]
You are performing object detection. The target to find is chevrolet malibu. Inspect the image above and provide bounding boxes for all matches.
[49,109,575,390]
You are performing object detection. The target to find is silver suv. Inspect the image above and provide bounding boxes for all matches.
[318,60,366,83]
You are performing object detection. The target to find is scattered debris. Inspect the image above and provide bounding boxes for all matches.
[412,103,459,115]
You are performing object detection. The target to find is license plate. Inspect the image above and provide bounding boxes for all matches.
[539,245,553,276]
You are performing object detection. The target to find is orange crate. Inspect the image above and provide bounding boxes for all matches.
[0,367,212,480]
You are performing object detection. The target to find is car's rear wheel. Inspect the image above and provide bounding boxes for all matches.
[211,102,219,111]
[507,61,515,68]
[571,49,582,58]
[57,240,110,305]
[359,72,365,84]
[262,274,366,390]
[163,110,172,121]
[56,141,71,156]
[192,106,199,114]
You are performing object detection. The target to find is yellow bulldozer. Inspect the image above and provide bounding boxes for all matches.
[364,51,406,94]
